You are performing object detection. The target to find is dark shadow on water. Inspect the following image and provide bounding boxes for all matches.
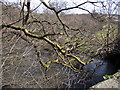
[71,59,118,89]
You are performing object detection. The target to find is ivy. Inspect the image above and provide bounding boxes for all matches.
[103,73,120,80]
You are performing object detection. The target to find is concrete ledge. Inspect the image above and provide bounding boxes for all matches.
[89,79,119,89]
[89,78,120,90]
[89,71,120,90]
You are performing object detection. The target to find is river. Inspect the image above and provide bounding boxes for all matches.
[74,58,118,89]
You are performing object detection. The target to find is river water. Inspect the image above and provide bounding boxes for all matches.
[75,59,117,89]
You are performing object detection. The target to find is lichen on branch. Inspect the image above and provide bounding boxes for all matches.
[1,24,94,73]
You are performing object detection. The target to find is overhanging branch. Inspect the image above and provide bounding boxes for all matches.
[1,24,94,73]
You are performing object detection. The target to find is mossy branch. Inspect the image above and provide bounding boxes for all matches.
[27,20,51,25]
[1,24,94,73]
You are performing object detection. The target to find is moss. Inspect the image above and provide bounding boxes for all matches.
[2,24,95,74]
[66,54,86,65]
[95,24,118,44]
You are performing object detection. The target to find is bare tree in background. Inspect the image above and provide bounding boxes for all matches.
[93,0,119,55]
[43,0,68,15]
[0,0,119,89]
